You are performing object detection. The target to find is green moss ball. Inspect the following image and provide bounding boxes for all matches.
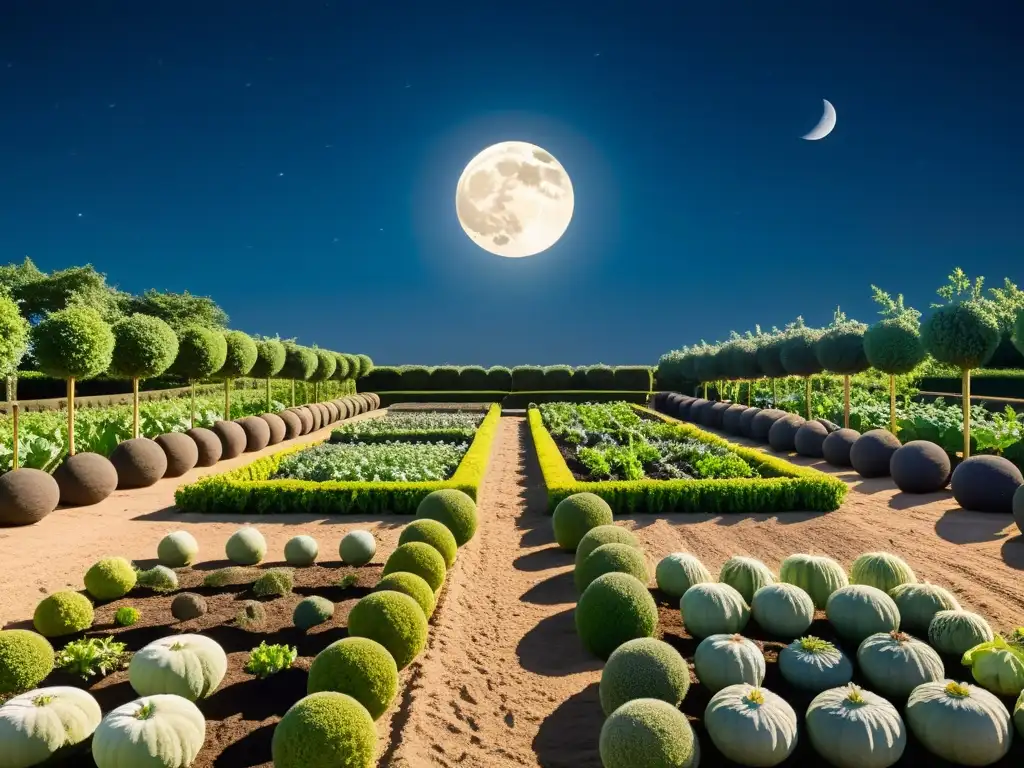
[293,596,335,630]
[398,520,458,569]
[30,306,115,380]
[83,556,137,601]
[253,569,293,598]
[575,543,649,594]
[284,535,319,567]
[655,553,713,600]
[599,698,700,768]
[271,691,377,768]
[921,301,1001,370]
[340,530,376,566]
[382,542,446,593]
[347,591,428,670]
[552,493,614,552]
[225,526,266,565]
[0,629,55,695]
[574,525,640,567]
[600,637,691,717]
[576,573,658,660]
[375,572,436,618]
[307,637,399,720]
[157,530,199,567]
[33,591,94,638]
[415,489,478,547]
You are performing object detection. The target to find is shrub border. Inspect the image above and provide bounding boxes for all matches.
[174,404,501,515]
[528,404,848,514]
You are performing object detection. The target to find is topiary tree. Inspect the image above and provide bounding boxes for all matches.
[250,338,286,411]
[109,314,179,438]
[309,348,337,403]
[1015,308,1024,358]
[171,326,228,427]
[31,306,115,456]
[814,308,869,428]
[863,286,925,434]
[279,343,317,406]
[780,319,824,420]
[355,354,374,379]
[218,330,257,420]
[344,353,362,381]
[691,342,720,399]
[0,294,30,468]
[922,269,1001,458]
[754,328,788,406]
[731,332,763,406]
[332,352,351,389]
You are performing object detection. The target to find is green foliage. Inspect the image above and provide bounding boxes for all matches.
[344,353,362,379]
[575,542,648,593]
[552,492,614,551]
[0,629,54,694]
[599,637,691,717]
[33,590,95,637]
[31,306,115,380]
[271,691,378,768]
[121,288,228,332]
[171,325,228,380]
[864,317,926,375]
[383,542,447,592]
[252,568,294,597]
[293,596,335,630]
[576,572,659,660]
[309,348,337,382]
[55,636,128,679]
[250,338,287,378]
[815,314,870,375]
[275,441,469,482]
[219,330,258,379]
[398,519,458,569]
[355,354,373,377]
[375,571,436,618]
[1016,309,1024,358]
[0,294,29,377]
[306,637,399,721]
[922,301,1001,370]
[347,591,428,670]
[415,487,479,546]
[135,565,179,592]
[108,314,179,379]
[599,698,699,768]
[244,641,298,678]
[780,328,827,378]
[84,556,138,601]
[114,606,140,626]
[332,352,351,380]
[203,566,260,588]
[576,525,640,567]
[235,599,267,629]
[4,260,124,324]
[487,365,512,389]
[280,343,317,380]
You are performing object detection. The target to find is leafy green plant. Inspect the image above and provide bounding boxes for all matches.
[337,573,359,589]
[252,568,294,597]
[114,606,140,626]
[54,636,129,679]
[272,440,469,483]
[203,566,260,588]
[244,641,297,678]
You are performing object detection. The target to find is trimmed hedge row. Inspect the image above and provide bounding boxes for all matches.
[375,391,651,408]
[528,406,848,514]
[918,372,1024,399]
[359,364,653,393]
[174,404,502,515]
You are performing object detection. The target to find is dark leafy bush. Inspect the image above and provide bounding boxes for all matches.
[755,334,788,378]
[400,366,433,390]
[332,352,351,380]
[109,314,179,380]
[780,327,824,377]
[280,343,317,380]
[429,366,461,390]
[864,318,926,374]
[363,366,402,390]
[584,364,616,390]
[570,368,590,388]
[543,365,573,390]
[31,306,115,380]
[1014,310,1024,358]
[0,294,30,377]
[921,301,1001,370]
[170,326,227,381]
[612,366,654,391]
[693,346,722,382]
[457,365,490,390]
[250,339,286,378]
[815,322,870,374]
[486,366,512,390]
[512,365,545,391]
[309,348,337,382]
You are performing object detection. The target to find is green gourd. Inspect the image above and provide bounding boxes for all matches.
[681,582,750,639]
[805,685,907,768]
[92,694,206,768]
[128,634,228,701]
[825,585,900,645]
[750,583,814,638]
[888,583,960,635]
[719,556,776,604]
[704,684,797,767]
[779,553,848,610]
[905,681,1012,765]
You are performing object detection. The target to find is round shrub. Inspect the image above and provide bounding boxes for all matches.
[185,427,222,466]
[53,452,118,507]
[218,330,257,379]
[822,427,859,467]
[309,348,337,383]
[655,552,712,599]
[551,492,614,552]
[681,582,750,638]
[212,420,247,460]
[332,352,352,381]
[575,543,648,594]
[235,600,267,629]
[171,325,228,382]
[84,557,137,601]
[599,698,699,768]
[154,432,199,477]
[31,306,115,380]
[157,530,199,568]
[398,519,458,569]
[115,606,140,626]
[108,314,179,380]
[307,637,399,720]
[110,438,168,488]
[0,629,54,695]
[236,416,271,452]
[294,596,335,630]
[271,691,377,768]
[751,583,815,637]
[250,338,286,379]
[137,565,178,592]
[416,488,479,547]
[347,591,428,670]
[850,551,916,593]
[284,535,319,566]
[280,343,318,381]
[922,301,1001,370]
[780,326,824,377]
[575,525,640,568]
[891,440,951,493]
[889,582,961,636]
[719,555,775,604]
[340,530,376,565]
[33,591,94,637]
[850,429,901,478]
[278,409,302,439]
[815,321,870,374]
[261,412,286,444]
[171,592,208,621]
[375,571,436,618]
[576,572,658,660]
[0,468,60,526]
[951,455,1024,513]
[253,569,293,598]
[0,294,29,378]
[383,542,447,593]
[826,584,900,645]
[355,354,373,377]
[794,420,829,458]
[225,526,267,565]
[600,638,690,717]
[864,317,926,374]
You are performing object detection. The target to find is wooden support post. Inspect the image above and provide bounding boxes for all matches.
[266,377,272,411]
[805,377,812,420]
[190,381,196,429]
[67,377,76,456]
[291,380,296,407]
[132,377,140,439]
[962,369,972,458]
[889,374,896,434]
[12,402,19,471]
[225,379,232,421]
[843,375,851,429]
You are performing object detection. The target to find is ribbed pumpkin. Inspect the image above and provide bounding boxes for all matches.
[849,552,916,593]
[805,685,907,768]
[0,686,101,768]
[128,634,228,701]
[693,634,765,694]
[705,684,797,767]
[778,553,848,610]
[888,582,960,635]
[778,636,853,693]
[1014,689,1024,739]
[92,694,206,768]
[719,556,775,604]
[680,582,750,639]
[654,553,712,599]
[826,585,900,645]
[856,631,944,699]
[928,610,994,656]
[750,583,814,638]
[905,681,1012,766]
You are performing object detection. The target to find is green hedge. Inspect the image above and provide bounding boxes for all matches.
[174,404,502,515]
[360,364,653,393]
[374,391,652,408]
[528,406,848,514]
[918,371,1024,399]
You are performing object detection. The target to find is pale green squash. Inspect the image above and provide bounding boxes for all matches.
[92,694,205,768]
[750,583,814,638]
[778,636,853,693]
[1013,689,1024,739]
[0,687,101,768]
[128,634,227,701]
[719,556,775,604]
[857,631,944,698]
[680,582,750,639]
[654,553,711,599]
[905,680,1011,766]
[961,635,1024,696]
[805,684,906,768]
[928,610,994,656]
[849,551,916,593]
[825,585,899,645]
[705,684,796,766]
[888,583,960,635]
[779,553,848,610]
[693,633,765,694]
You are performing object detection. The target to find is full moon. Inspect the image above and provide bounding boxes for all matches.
[455,141,574,258]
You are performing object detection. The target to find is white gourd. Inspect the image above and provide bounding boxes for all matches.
[857,631,945,698]
[128,634,227,701]
[778,636,853,693]
[704,684,797,767]
[805,684,907,768]
[0,687,101,768]
[680,582,750,639]
[693,633,765,694]
[905,680,1012,766]
[92,694,205,768]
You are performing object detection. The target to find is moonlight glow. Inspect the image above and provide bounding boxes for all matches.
[455,141,574,258]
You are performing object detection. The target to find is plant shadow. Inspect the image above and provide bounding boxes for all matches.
[520,571,576,606]
[934,508,1016,544]
[532,682,602,766]
[515,608,601,677]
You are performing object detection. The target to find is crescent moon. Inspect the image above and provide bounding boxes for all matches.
[801,99,836,141]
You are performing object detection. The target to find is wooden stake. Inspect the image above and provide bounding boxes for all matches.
[132,377,140,439]
[67,377,76,456]
[12,402,19,471]
[962,368,971,459]
[746,382,751,407]
[702,382,707,399]
[266,377,271,411]
[889,374,896,434]
[805,377,812,420]
[772,379,778,408]
[843,375,851,429]
[224,379,232,421]
[190,381,196,429]
[291,379,296,407]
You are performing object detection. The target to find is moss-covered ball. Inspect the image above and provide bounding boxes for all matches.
[33,591,94,637]
[307,637,399,721]
[398,519,458,569]
[864,317,926,374]
[253,569,293,598]
[382,542,447,593]
[347,591,428,670]
[154,432,199,477]
[284,535,319,567]
[599,637,691,717]
[271,691,377,768]
[922,301,1001,370]
[599,698,699,768]
[171,592,208,621]
[110,437,168,489]
[225,526,267,565]
[375,572,436,618]
[415,488,479,547]
[551,492,614,552]
[576,573,658,660]
[108,314,179,380]
[83,556,137,601]
[575,543,649,594]
[30,306,115,380]
[340,530,377,566]
[0,629,55,695]
[171,326,227,381]
[157,530,199,567]
[293,596,335,630]
[574,525,640,568]
[655,553,713,599]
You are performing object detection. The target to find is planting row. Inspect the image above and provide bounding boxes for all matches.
[360,363,653,392]
[551,492,1024,766]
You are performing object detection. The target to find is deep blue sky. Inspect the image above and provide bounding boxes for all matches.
[1,1,1021,366]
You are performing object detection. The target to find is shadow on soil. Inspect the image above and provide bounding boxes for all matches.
[213,722,276,767]
[513,546,572,572]
[934,508,1016,544]
[516,608,601,677]
[520,570,576,606]
[533,682,602,766]
[1001,534,1024,569]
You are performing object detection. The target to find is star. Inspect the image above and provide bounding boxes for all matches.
[245,82,251,88]
[404,83,411,89]
[277,172,284,177]
[77,213,83,217]
[594,52,600,57]
[108,103,116,108]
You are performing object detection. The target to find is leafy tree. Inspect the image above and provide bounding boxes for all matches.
[251,338,287,411]
[864,286,925,433]
[279,344,318,406]
[170,326,227,427]
[7,261,125,324]
[219,331,258,419]
[120,288,228,332]
[109,315,179,438]
[0,294,29,381]
[814,307,869,427]
[308,349,337,402]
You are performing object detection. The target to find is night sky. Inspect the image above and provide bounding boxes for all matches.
[1,1,1021,366]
